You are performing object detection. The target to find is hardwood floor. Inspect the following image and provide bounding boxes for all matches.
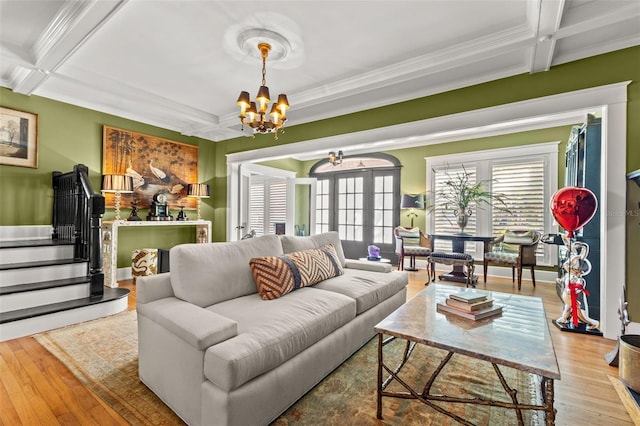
[0,270,632,425]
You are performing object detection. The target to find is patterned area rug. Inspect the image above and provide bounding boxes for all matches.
[34,311,544,425]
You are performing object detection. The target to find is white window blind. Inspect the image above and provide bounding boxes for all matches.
[491,161,545,255]
[433,166,477,252]
[426,142,558,265]
[249,176,287,236]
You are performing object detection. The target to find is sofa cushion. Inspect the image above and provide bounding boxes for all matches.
[312,269,408,315]
[170,235,283,307]
[250,244,344,300]
[280,231,346,267]
[204,288,356,391]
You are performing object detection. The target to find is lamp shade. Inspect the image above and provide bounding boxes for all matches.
[102,174,133,193]
[400,194,425,209]
[187,183,210,198]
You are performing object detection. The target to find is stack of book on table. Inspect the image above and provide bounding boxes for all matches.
[436,289,503,320]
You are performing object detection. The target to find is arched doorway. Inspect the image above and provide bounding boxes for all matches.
[310,153,401,261]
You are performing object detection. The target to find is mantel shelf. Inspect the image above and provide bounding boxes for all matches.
[101,220,212,288]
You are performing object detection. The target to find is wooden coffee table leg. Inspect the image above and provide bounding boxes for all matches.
[544,377,556,425]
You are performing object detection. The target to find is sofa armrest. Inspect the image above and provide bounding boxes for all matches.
[344,259,393,273]
[136,272,174,305]
[138,298,238,350]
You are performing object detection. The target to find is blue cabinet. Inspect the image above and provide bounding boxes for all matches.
[564,114,601,320]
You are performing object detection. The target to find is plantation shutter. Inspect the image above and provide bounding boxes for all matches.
[432,166,477,252]
[248,176,287,236]
[491,161,545,255]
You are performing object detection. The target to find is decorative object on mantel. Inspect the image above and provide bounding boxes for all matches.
[400,193,425,228]
[176,206,188,221]
[187,183,210,220]
[550,186,602,335]
[236,43,290,139]
[328,150,343,166]
[428,165,510,234]
[127,200,142,221]
[101,174,133,221]
[0,106,38,168]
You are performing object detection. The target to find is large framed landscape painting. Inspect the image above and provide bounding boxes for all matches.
[0,106,38,168]
[102,126,198,209]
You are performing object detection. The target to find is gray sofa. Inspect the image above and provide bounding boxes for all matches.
[136,231,408,425]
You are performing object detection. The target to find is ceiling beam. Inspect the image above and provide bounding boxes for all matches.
[528,0,565,73]
[12,0,126,95]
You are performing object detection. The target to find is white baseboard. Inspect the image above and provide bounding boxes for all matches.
[117,267,133,281]
[626,322,640,335]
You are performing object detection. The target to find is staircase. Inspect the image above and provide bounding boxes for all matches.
[0,226,129,342]
[0,164,130,342]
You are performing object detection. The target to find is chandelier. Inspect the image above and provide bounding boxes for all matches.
[236,43,290,139]
[328,150,343,166]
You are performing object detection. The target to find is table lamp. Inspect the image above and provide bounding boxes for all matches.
[102,174,134,221]
[400,193,425,228]
[187,183,210,220]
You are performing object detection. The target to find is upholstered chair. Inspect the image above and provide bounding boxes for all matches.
[394,226,432,272]
[483,230,542,289]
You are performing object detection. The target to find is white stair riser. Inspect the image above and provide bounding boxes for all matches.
[0,283,90,312]
[0,263,87,287]
[0,298,128,342]
[0,245,75,265]
[0,225,52,241]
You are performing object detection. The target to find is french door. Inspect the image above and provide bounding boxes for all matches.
[316,168,400,260]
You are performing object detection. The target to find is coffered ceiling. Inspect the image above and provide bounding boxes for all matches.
[0,0,638,142]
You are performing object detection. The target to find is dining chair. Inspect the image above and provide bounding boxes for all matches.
[394,226,432,272]
[483,230,542,289]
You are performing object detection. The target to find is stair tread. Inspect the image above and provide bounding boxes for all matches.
[0,258,86,271]
[0,239,74,249]
[0,288,130,324]
[0,277,90,295]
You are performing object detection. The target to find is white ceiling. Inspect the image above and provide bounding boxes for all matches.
[0,0,638,142]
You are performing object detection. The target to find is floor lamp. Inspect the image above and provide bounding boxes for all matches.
[102,174,134,221]
[187,183,210,220]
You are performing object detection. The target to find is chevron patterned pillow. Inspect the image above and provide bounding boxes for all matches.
[250,244,344,300]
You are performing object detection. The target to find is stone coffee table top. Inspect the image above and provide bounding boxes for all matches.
[375,283,561,380]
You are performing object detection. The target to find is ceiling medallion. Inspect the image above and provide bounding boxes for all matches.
[236,43,290,139]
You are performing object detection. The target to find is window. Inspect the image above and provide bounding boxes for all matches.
[432,166,478,252]
[491,161,545,255]
[248,176,287,236]
[426,142,558,265]
[373,175,395,244]
[315,179,330,234]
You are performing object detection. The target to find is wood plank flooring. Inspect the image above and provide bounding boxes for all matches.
[0,270,632,425]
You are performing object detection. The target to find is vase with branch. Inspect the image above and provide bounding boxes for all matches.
[428,165,511,234]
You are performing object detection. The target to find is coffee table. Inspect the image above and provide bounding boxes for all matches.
[375,284,560,425]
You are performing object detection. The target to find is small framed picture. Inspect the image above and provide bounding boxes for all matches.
[0,106,38,168]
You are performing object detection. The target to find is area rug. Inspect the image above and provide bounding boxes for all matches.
[34,311,544,425]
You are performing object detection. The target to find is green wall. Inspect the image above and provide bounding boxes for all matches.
[0,89,217,267]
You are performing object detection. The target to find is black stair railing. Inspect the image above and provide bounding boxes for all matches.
[52,164,105,297]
